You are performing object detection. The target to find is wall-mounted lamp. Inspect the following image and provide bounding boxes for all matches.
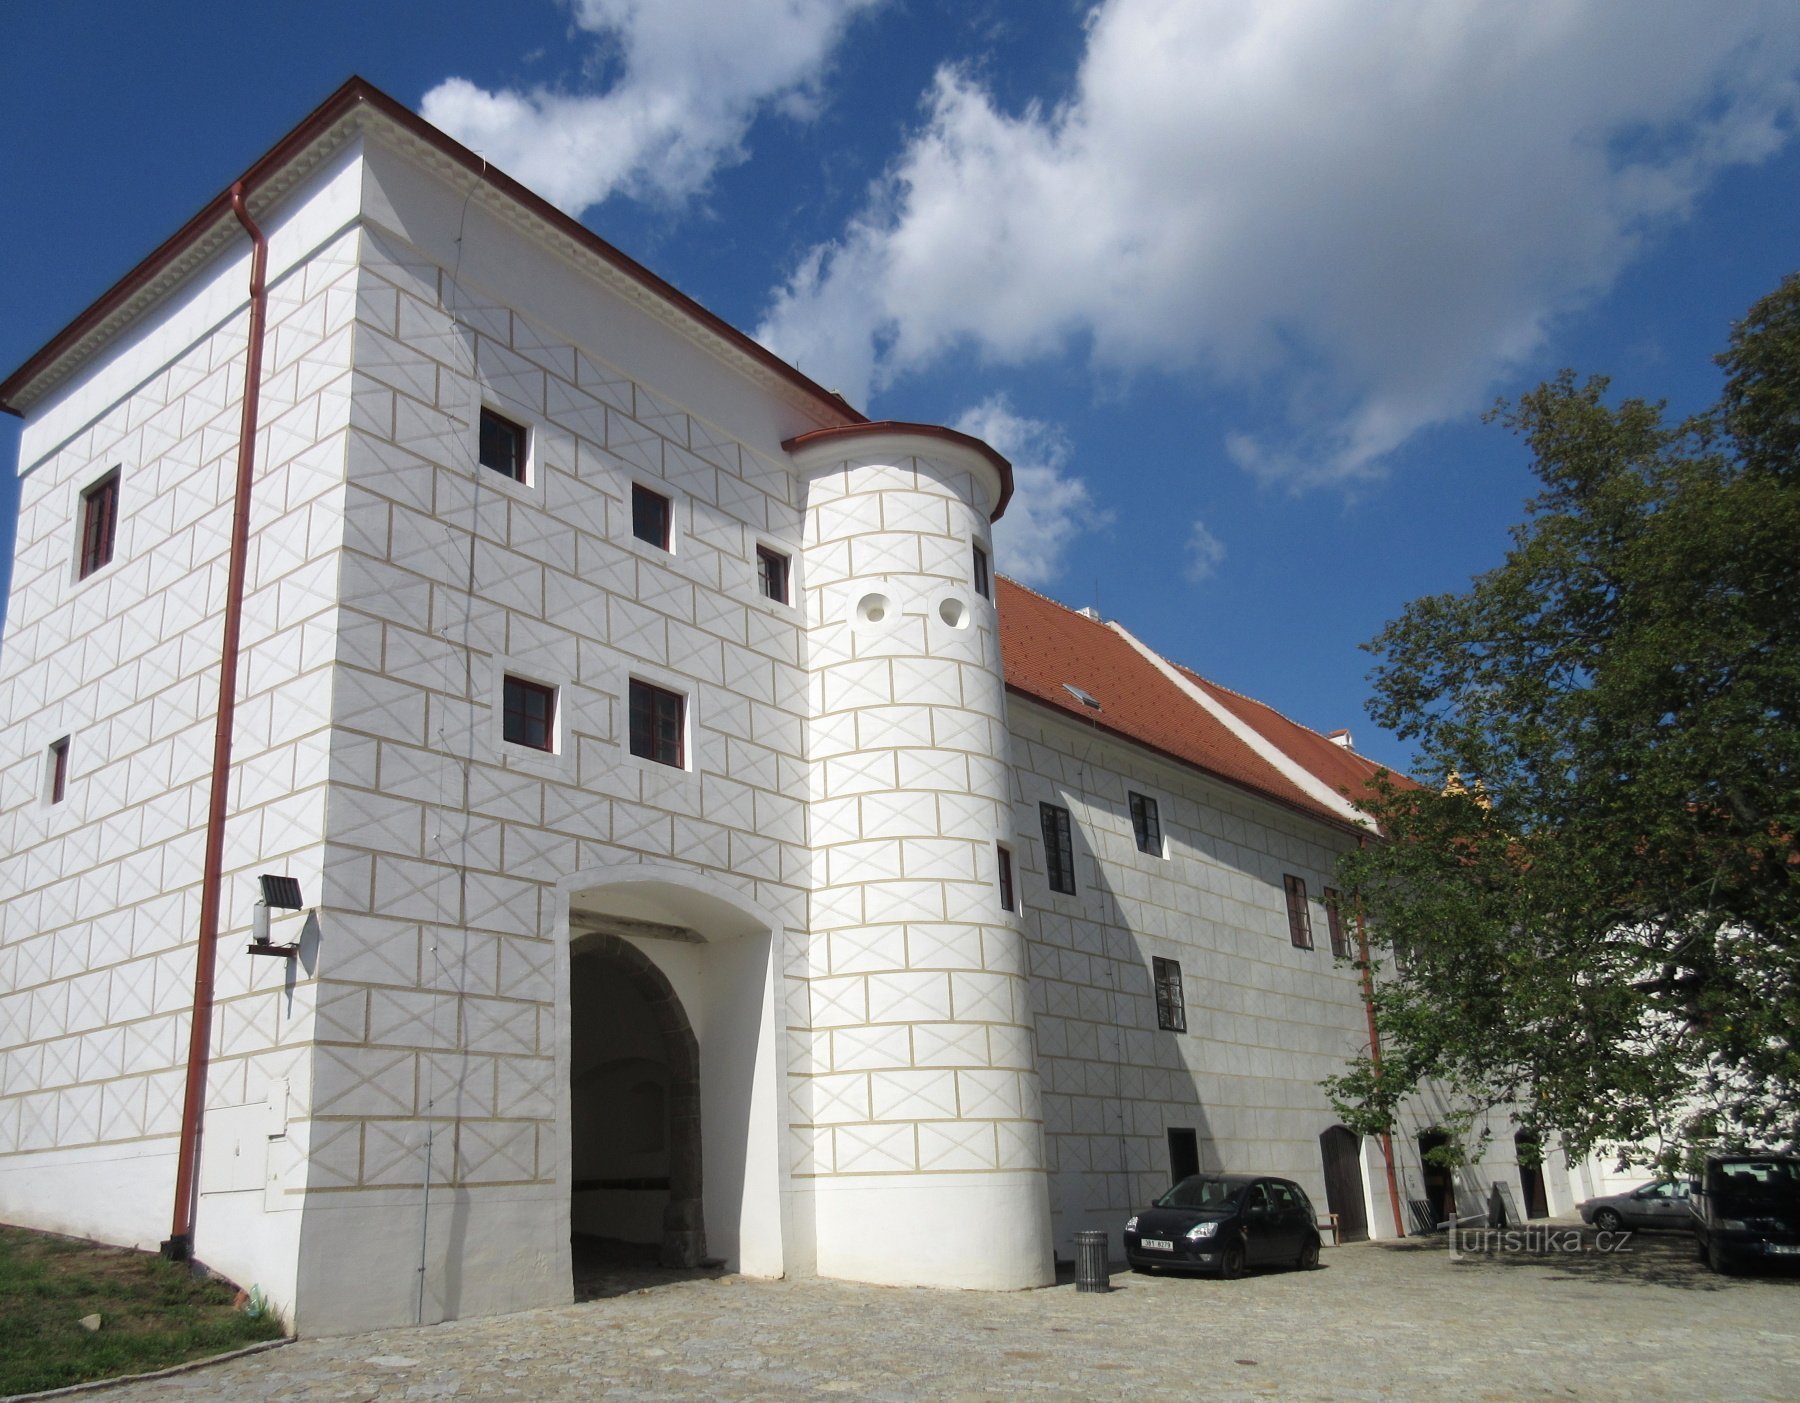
[248,874,305,958]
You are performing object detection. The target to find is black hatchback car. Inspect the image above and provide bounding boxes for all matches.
[1124,1173,1322,1277]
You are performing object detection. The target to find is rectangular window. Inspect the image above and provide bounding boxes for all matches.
[478,407,528,482]
[1040,802,1076,895]
[972,543,991,599]
[997,843,1016,912]
[502,676,556,751]
[756,545,790,604]
[78,470,120,579]
[632,483,672,550]
[1324,887,1351,958]
[1284,874,1314,949]
[1153,956,1186,1033]
[47,737,70,804]
[1129,792,1162,856]
[629,679,685,768]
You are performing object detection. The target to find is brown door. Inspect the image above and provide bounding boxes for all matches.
[1319,1126,1369,1242]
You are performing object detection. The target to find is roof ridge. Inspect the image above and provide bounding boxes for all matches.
[1169,656,1371,758]
[995,573,1108,623]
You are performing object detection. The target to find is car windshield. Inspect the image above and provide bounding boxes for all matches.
[1154,1176,1242,1210]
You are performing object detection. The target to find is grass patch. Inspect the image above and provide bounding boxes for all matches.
[0,1224,285,1396]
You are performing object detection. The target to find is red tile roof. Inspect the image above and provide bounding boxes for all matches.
[997,577,1403,830]
[1175,664,1413,803]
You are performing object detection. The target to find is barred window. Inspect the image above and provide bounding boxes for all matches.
[1284,874,1314,949]
[1153,956,1186,1033]
[1040,802,1076,895]
[1129,791,1162,856]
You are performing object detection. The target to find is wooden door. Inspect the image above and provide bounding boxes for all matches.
[1319,1125,1368,1242]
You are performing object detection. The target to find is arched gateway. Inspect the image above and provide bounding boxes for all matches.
[561,866,787,1282]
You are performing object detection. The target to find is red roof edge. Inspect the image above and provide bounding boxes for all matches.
[1,76,867,427]
[783,421,1015,521]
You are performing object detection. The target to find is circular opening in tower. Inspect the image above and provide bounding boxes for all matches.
[938,597,968,629]
[857,592,891,624]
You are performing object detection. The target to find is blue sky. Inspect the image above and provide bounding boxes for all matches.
[4,1,1797,773]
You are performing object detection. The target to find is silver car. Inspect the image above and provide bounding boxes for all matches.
[1577,1179,1690,1231]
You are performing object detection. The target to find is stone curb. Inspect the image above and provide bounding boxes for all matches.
[0,1337,292,1403]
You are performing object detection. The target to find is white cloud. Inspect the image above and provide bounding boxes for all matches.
[1184,519,1226,583]
[953,397,1107,587]
[758,0,1800,484]
[421,0,883,214]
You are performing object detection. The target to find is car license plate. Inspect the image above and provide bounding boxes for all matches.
[1769,1243,1800,1255]
[1140,1239,1173,1252]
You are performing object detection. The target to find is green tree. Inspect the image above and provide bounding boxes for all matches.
[1331,274,1800,1170]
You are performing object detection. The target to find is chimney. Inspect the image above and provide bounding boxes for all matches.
[1077,606,1101,621]
[1327,728,1353,750]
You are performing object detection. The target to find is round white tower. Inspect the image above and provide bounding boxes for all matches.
[785,423,1052,1290]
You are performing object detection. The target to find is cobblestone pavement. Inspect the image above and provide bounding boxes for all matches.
[97,1227,1798,1401]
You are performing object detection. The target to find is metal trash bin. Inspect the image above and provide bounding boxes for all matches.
[1075,1229,1111,1293]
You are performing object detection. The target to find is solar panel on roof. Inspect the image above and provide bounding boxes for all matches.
[1061,683,1102,710]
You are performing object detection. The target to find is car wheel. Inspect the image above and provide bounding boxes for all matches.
[1295,1236,1320,1271]
[1219,1242,1246,1280]
[1591,1208,1624,1232]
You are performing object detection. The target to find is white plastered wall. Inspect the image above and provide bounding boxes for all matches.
[0,142,369,1324]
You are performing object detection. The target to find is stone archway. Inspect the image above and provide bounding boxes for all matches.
[569,932,705,1267]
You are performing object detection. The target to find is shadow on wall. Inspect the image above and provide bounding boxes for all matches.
[1020,766,1390,1258]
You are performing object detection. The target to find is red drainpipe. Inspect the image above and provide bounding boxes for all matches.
[162,182,268,1261]
[1355,834,1407,1238]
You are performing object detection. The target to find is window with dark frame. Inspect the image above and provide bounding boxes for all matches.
[48,737,70,805]
[502,676,556,751]
[478,407,528,482]
[972,543,991,599]
[629,679,685,768]
[1040,802,1076,895]
[756,545,790,604]
[1129,791,1162,856]
[1324,887,1351,958]
[632,483,672,549]
[78,470,120,579]
[997,843,1016,912]
[1153,956,1187,1033]
[1284,873,1314,949]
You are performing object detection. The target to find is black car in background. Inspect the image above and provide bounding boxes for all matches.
[1691,1154,1800,1274]
[1124,1173,1322,1277]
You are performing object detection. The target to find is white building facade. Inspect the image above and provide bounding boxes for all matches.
[0,81,1566,1335]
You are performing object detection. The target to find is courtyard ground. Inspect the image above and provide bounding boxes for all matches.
[57,1224,1800,1402]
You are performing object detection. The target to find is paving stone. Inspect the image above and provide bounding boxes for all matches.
[101,1231,1798,1401]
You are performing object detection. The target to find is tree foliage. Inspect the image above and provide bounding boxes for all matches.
[1331,274,1800,1170]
